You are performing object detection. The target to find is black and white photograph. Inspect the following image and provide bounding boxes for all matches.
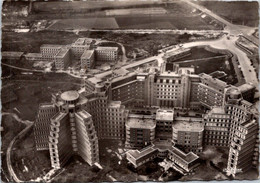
[1,0,259,182]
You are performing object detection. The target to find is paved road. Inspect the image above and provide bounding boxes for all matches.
[3,112,34,182]
[182,0,258,45]
[6,124,34,183]
[2,112,33,125]
[178,35,258,86]
[94,35,258,87]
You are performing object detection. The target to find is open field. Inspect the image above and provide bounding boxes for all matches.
[48,18,119,30]
[33,0,164,12]
[197,1,259,27]
[115,15,218,30]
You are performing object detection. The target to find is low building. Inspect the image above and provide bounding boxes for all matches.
[24,53,44,61]
[95,46,118,62]
[155,109,174,139]
[81,50,95,70]
[126,140,200,173]
[125,114,156,149]
[1,51,24,60]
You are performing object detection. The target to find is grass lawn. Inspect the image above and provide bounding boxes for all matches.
[115,15,219,30]
[48,18,119,30]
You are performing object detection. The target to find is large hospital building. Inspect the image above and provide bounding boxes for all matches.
[34,56,258,176]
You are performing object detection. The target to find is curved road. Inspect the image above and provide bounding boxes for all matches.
[3,112,34,182]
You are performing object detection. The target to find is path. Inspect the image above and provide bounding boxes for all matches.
[3,112,34,182]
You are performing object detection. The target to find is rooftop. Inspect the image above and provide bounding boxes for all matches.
[88,77,103,84]
[2,51,24,57]
[25,53,42,58]
[108,101,121,108]
[238,83,255,92]
[41,44,62,48]
[199,73,228,88]
[81,49,95,59]
[208,106,226,115]
[126,114,156,129]
[127,140,199,163]
[172,121,204,132]
[127,145,158,159]
[55,48,70,58]
[156,109,174,121]
[96,46,118,51]
[169,146,199,163]
[74,38,93,45]
[60,90,79,101]
[76,110,91,119]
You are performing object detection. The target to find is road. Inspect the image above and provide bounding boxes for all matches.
[3,112,34,182]
[2,112,33,125]
[93,35,258,87]
[182,0,258,45]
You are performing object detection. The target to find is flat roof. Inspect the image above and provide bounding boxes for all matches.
[81,50,94,59]
[156,109,174,121]
[169,146,198,163]
[127,140,199,163]
[172,121,204,132]
[88,77,103,84]
[238,83,255,92]
[2,51,24,57]
[126,114,156,129]
[208,106,226,115]
[74,38,93,45]
[199,73,228,88]
[76,110,91,119]
[41,44,62,48]
[55,48,70,58]
[60,90,79,101]
[127,145,158,159]
[108,101,121,108]
[25,53,42,58]
[96,46,118,51]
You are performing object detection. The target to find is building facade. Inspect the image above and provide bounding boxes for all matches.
[95,46,118,62]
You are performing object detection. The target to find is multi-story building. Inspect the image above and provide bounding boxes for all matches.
[40,44,62,61]
[54,48,70,70]
[95,46,118,62]
[35,90,99,169]
[125,114,156,149]
[223,88,259,176]
[203,107,231,147]
[162,48,191,62]
[155,109,174,139]
[81,50,95,70]
[34,103,58,150]
[237,83,256,103]
[198,73,228,108]
[153,63,200,110]
[172,119,204,154]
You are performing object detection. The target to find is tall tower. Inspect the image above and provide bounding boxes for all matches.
[35,90,99,169]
